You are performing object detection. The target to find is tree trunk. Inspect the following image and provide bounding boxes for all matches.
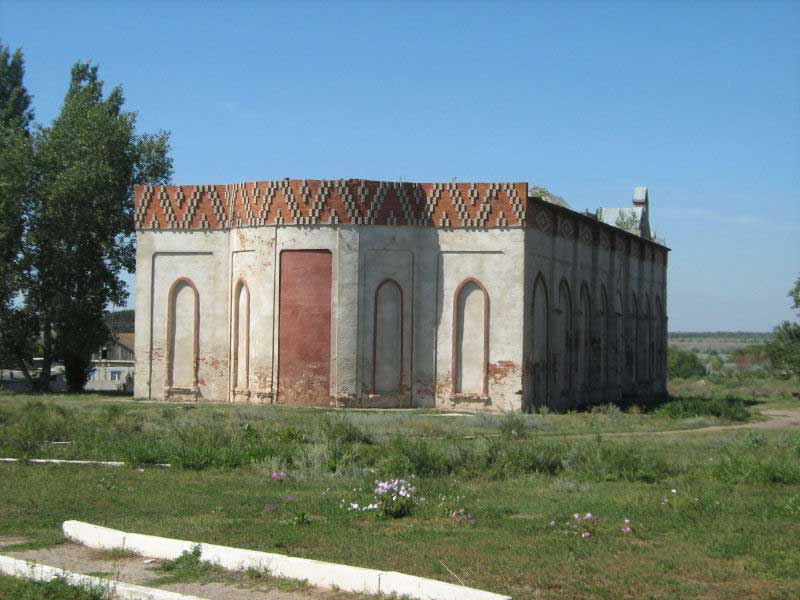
[38,318,52,392]
[17,357,34,391]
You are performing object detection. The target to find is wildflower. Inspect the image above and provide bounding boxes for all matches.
[263,503,277,511]
[549,520,556,527]
[581,531,591,539]
[372,479,418,518]
[450,508,475,525]
[573,513,581,520]
[271,471,287,480]
[583,513,593,520]
[671,489,677,494]
[623,518,631,525]
[621,526,632,533]
[284,495,297,503]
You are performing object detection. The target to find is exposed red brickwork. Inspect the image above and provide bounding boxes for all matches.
[277,250,333,406]
[134,180,529,229]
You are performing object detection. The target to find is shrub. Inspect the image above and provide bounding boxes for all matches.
[655,396,749,421]
[765,321,800,377]
[668,348,706,379]
[157,545,203,572]
[318,414,372,445]
[383,437,449,476]
[489,438,566,478]
[567,440,675,483]
[498,413,528,439]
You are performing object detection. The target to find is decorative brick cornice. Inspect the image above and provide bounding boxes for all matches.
[134,178,671,255]
[134,179,529,230]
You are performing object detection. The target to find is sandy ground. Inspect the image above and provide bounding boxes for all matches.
[1,542,365,600]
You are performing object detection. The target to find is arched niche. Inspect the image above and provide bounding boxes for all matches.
[166,278,199,390]
[644,293,653,381]
[577,283,592,394]
[373,279,403,394]
[630,292,639,384]
[615,291,624,386]
[531,274,549,409]
[552,279,573,404]
[232,279,250,392]
[655,295,665,382]
[599,285,609,386]
[452,278,489,397]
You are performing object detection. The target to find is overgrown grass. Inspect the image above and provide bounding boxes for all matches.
[148,546,313,591]
[654,395,750,421]
[1,381,799,598]
[0,575,106,600]
[0,387,779,473]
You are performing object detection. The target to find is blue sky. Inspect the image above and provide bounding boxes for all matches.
[2,0,798,331]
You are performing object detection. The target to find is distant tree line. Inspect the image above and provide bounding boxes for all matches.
[668,275,800,380]
[105,309,135,333]
[0,42,171,392]
[668,331,773,340]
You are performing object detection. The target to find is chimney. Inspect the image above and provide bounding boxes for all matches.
[632,186,648,209]
[633,186,651,239]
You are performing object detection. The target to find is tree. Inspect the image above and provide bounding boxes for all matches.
[0,42,38,385]
[26,62,172,391]
[0,43,33,130]
[765,275,800,378]
[790,276,800,311]
[615,209,640,231]
[667,347,706,379]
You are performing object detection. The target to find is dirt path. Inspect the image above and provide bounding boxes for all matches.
[594,409,800,439]
[2,542,364,600]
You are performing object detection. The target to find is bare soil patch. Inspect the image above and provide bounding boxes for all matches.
[580,408,800,439]
[0,536,32,548]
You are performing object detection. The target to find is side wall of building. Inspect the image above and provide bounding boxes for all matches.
[134,226,526,411]
[133,230,231,402]
[522,207,668,410]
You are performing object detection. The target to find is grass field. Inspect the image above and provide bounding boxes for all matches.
[1,379,799,599]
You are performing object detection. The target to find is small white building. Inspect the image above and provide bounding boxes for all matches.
[86,333,135,391]
[133,179,668,412]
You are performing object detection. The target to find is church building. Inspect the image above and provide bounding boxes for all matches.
[133,179,668,412]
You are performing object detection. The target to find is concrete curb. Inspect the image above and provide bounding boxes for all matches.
[64,520,512,600]
[0,458,171,467]
[0,554,206,600]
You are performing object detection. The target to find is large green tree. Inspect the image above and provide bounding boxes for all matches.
[0,42,38,384]
[28,62,172,391]
[765,275,800,378]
